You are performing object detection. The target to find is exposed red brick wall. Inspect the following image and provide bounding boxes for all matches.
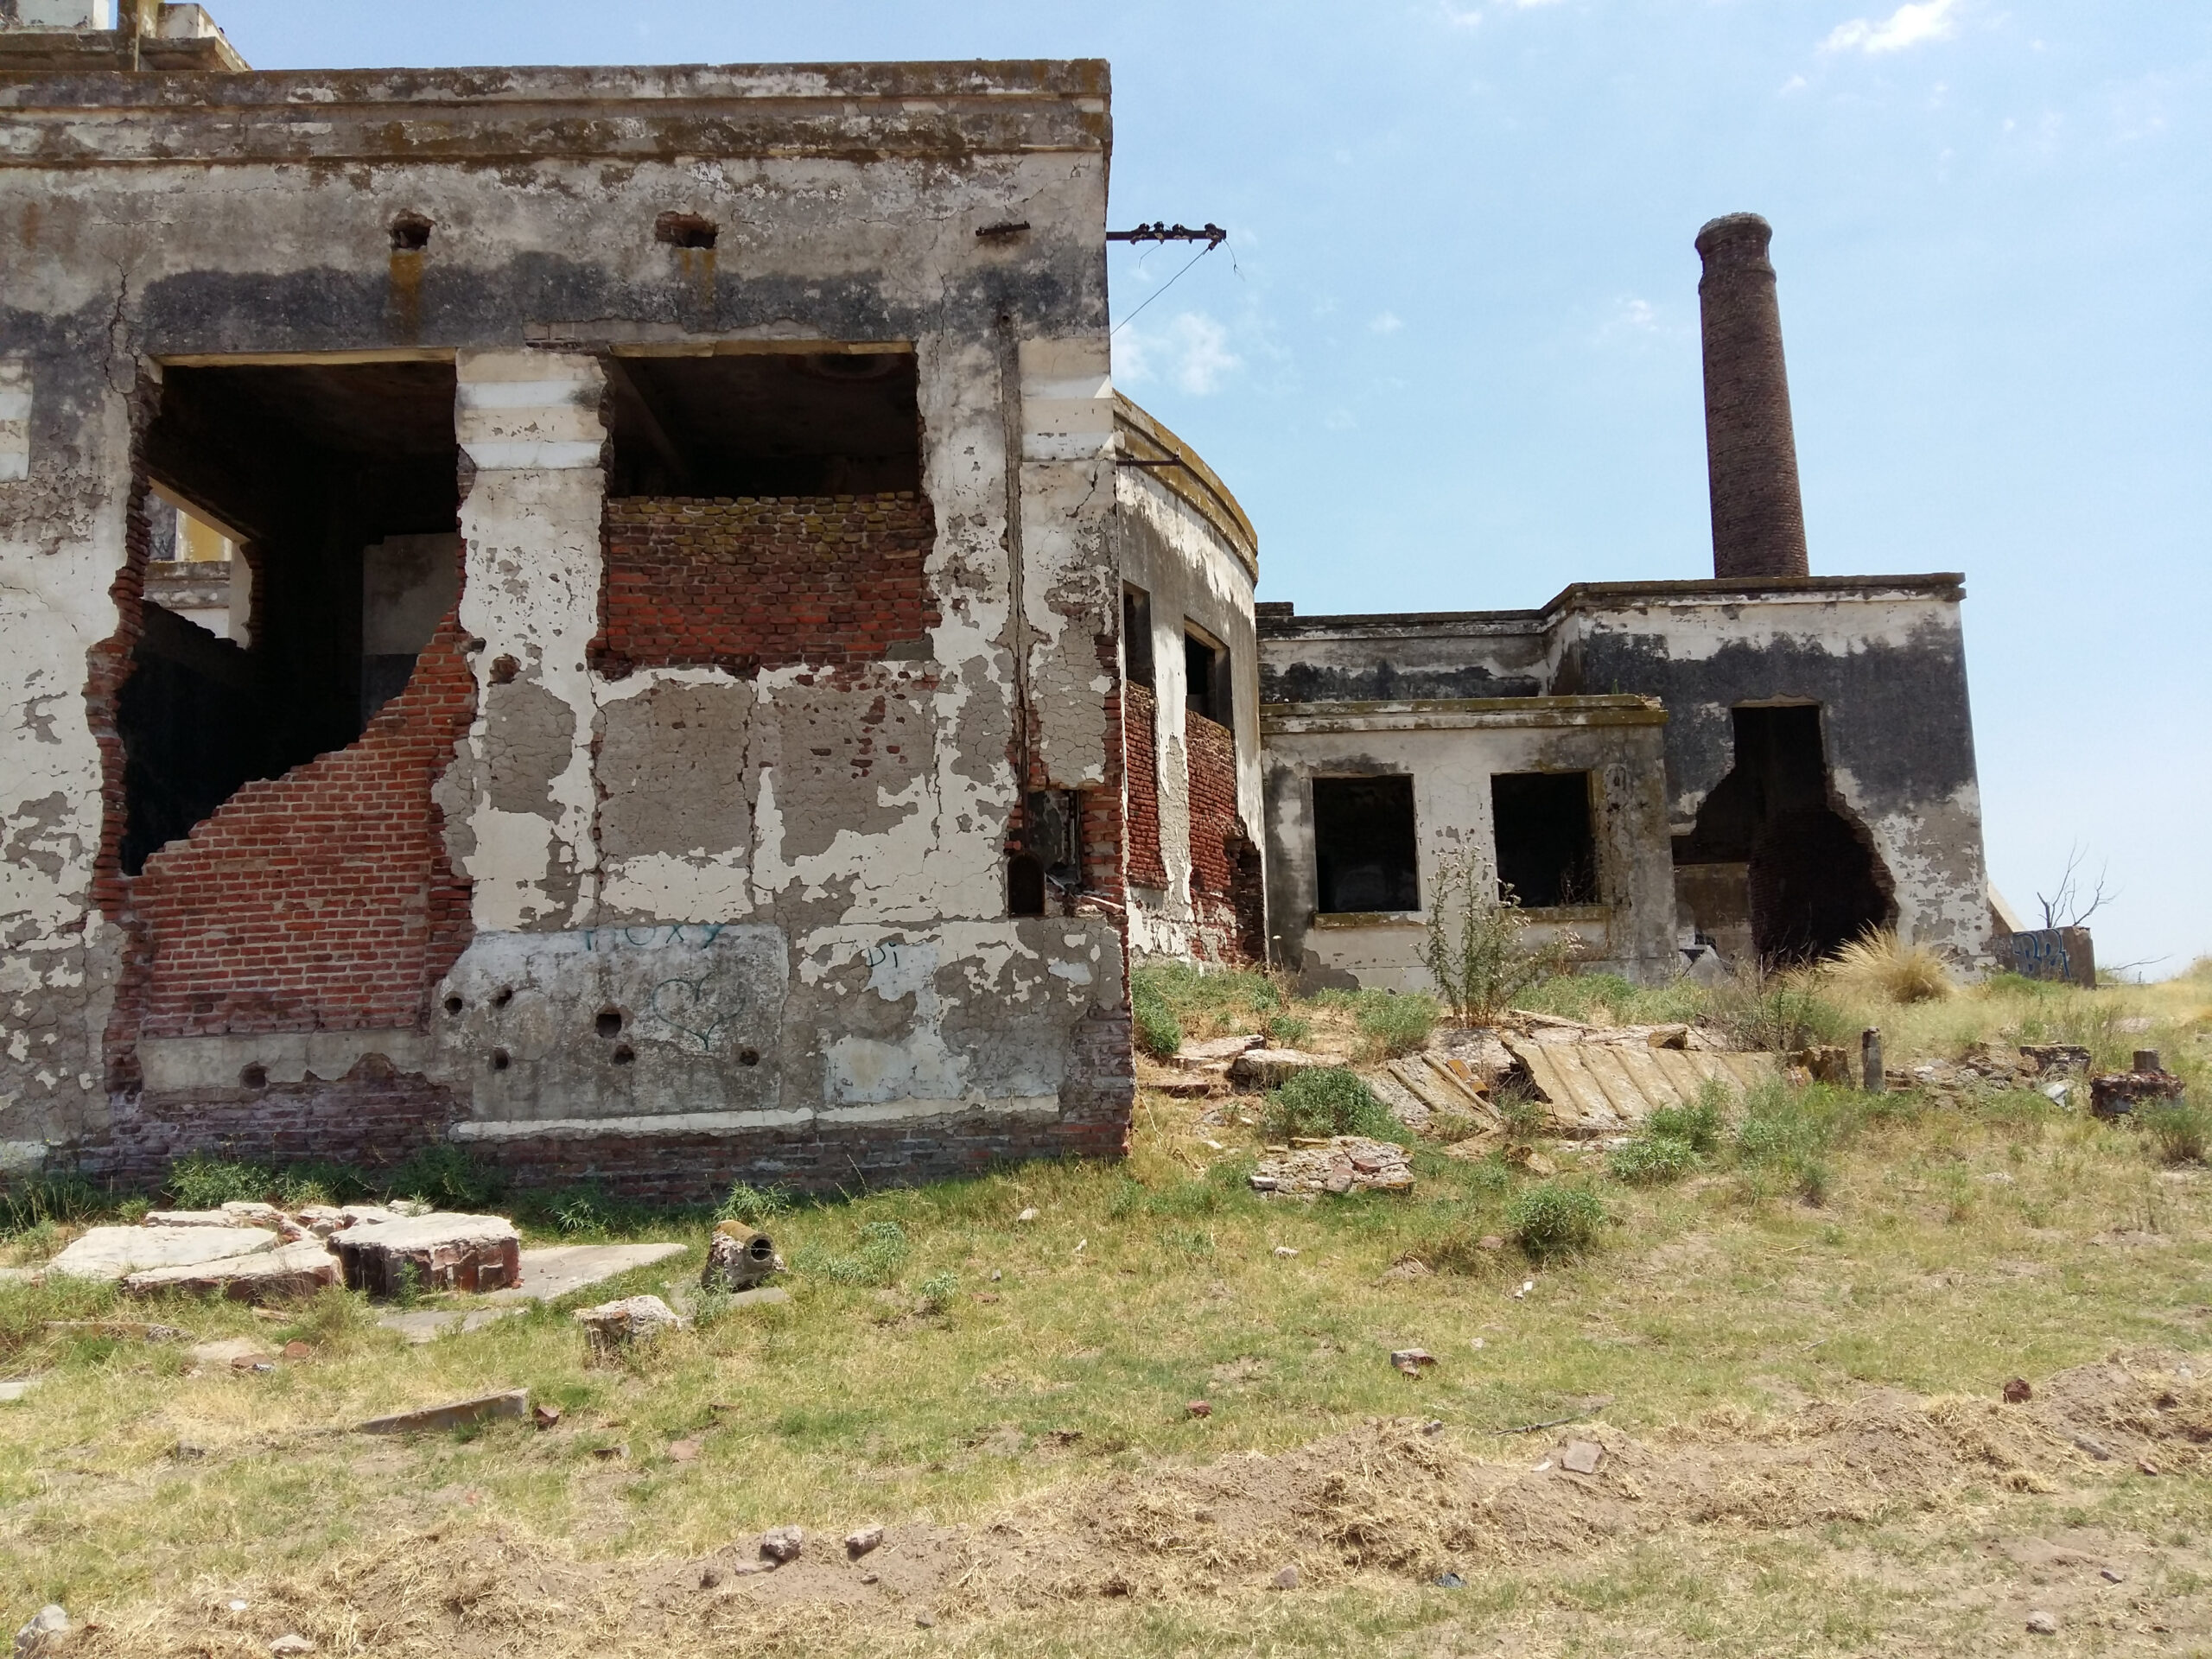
[1185,710,1262,964]
[125,609,477,1038]
[594,493,938,677]
[83,1058,467,1185]
[1122,683,1167,890]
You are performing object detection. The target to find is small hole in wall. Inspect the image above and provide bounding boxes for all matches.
[443,995,465,1017]
[491,986,513,1009]
[612,1044,636,1066]
[238,1063,268,1090]
[654,211,718,250]
[595,1008,624,1039]
[390,213,433,252]
[739,1048,760,1067]
[489,654,519,686]
[491,1048,512,1071]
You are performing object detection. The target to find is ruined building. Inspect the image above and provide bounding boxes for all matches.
[1258,213,1988,992]
[0,9,1987,1190]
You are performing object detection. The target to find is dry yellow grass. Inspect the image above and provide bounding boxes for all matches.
[1821,929,1957,1004]
[1,961,2208,1655]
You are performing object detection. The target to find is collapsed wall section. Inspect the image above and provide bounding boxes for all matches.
[128,610,476,1039]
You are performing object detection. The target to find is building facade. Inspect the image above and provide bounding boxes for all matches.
[0,13,1149,1194]
[0,10,1993,1191]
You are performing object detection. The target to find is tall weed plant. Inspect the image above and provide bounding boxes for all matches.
[1419,849,1580,1025]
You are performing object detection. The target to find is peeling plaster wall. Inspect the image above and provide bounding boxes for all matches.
[1260,698,1676,993]
[0,61,1132,1185]
[1259,576,1989,970]
[1113,432,1261,964]
[1555,582,1987,963]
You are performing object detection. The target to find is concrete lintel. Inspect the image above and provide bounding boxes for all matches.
[1262,694,1666,736]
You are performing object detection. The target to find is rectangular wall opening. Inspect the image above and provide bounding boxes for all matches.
[1491,771,1597,908]
[604,348,921,498]
[1185,621,1231,734]
[130,359,462,873]
[1122,584,1154,688]
[1312,774,1418,914]
[594,347,938,677]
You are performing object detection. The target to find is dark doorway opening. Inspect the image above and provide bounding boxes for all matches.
[127,359,461,874]
[1312,774,1418,913]
[1491,772,1598,907]
[1674,704,1892,964]
[603,349,921,499]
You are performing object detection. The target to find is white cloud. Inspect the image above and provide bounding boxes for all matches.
[1368,311,1404,335]
[1112,312,1243,397]
[1779,73,1808,94]
[1440,0,1562,25]
[1821,0,1959,55]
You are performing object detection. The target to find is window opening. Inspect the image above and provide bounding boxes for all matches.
[1673,704,1893,964]
[1185,622,1231,733]
[1122,584,1154,689]
[127,359,461,874]
[1312,774,1418,913]
[1491,772,1598,908]
[604,350,919,499]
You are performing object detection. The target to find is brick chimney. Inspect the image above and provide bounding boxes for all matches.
[1695,213,1809,580]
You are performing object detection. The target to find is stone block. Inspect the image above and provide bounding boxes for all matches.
[1229,1048,1326,1090]
[575,1294,683,1360]
[334,1213,521,1297]
[124,1240,340,1305]
[48,1225,279,1281]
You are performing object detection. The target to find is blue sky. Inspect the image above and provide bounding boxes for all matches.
[216,1,2211,975]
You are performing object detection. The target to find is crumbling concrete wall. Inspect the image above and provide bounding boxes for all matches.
[1260,696,1676,992]
[1555,578,1987,964]
[1258,575,1991,974]
[1112,398,1262,964]
[0,60,1132,1192]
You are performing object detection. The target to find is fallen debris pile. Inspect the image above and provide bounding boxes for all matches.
[1249,1137,1414,1197]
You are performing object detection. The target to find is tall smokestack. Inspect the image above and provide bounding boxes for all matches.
[1695,213,1809,580]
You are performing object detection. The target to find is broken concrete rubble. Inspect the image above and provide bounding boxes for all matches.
[1230,1048,1327,1090]
[2089,1064,2187,1122]
[1249,1137,1414,1198]
[124,1239,340,1305]
[356,1389,531,1435]
[334,1213,521,1297]
[577,1294,684,1360]
[48,1224,279,1281]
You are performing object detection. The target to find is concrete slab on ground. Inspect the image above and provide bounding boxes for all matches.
[48,1225,279,1281]
[372,1243,689,1344]
[377,1306,529,1345]
[0,1376,41,1403]
[484,1243,688,1304]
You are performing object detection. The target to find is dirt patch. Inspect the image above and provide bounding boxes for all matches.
[81,1351,2212,1655]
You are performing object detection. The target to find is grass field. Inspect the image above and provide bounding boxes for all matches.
[1,959,2208,1656]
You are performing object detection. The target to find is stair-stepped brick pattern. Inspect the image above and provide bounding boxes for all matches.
[129,613,478,1038]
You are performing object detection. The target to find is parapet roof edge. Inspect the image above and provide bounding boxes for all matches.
[1258,572,1967,636]
[0,55,1112,114]
[1114,393,1258,582]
